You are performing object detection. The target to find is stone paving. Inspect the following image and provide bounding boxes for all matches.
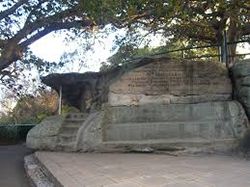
[35,151,250,187]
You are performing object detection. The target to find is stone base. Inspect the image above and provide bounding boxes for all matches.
[100,139,239,154]
[232,59,250,118]
[76,101,249,153]
[26,101,249,153]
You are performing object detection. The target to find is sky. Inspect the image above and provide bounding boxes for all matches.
[29,29,168,73]
[30,33,114,72]
[30,32,250,73]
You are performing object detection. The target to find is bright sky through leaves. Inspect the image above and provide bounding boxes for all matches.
[30,33,114,72]
[30,33,250,73]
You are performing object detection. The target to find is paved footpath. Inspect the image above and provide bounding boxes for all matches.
[0,144,33,187]
[36,151,250,187]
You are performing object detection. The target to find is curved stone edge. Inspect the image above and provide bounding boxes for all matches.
[26,115,65,150]
[24,154,62,187]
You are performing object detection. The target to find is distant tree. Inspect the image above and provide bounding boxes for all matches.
[0,0,113,97]
[0,0,94,70]
[101,39,219,71]
[0,0,249,83]
[0,89,58,124]
[90,0,250,67]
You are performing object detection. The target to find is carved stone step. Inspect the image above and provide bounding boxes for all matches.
[59,130,77,136]
[65,113,87,119]
[60,127,80,134]
[64,118,86,122]
[61,124,82,128]
[58,135,76,142]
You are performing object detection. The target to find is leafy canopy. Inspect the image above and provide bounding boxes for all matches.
[0,0,249,90]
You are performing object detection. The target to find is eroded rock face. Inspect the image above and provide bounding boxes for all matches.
[26,116,64,150]
[103,102,248,141]
[32,57,250,153]
[41,72,101,112]
[232,59,250,118]
[75,101,249,152]
[109,59,232,106]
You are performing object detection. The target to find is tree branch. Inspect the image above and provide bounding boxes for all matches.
[0,45,23,71]
[0,0,28,20]
[242,23,250,36]
[12,5,81,43]
[20,20,93,48]
[24,0,48,25]
[0,39,7,48]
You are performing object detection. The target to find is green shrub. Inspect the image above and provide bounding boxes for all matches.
[0,125,35,144]
[62,105,80,114]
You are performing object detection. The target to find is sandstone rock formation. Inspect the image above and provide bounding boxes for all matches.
[109,58,232,106]
[76,101,248,152]
[26,115,64,150]
[27,57,250,153]
[27,113,88,151]
[232,59,250,118]
[41,72,100,112]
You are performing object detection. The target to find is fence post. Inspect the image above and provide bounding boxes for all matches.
[181,50,184,58]
[59,86,62,115]
[218,46,222,62]
[221,30,229,66]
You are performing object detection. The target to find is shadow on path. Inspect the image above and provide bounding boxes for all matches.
[0,144,33,187]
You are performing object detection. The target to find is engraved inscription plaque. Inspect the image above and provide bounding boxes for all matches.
[110,59,232,96]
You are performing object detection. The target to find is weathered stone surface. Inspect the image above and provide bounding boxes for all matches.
[103,102,248,142]
[231,59,250,78]
[27,113,88,151]
[232,59,250,118]
[26,116,64,150]
[109,59,232,106]
[109,93,231,106]
[74,101,249,152]
[30,57,250,153]
[41,72,101,112]
[76,112,103,152]
[24,154,59,187]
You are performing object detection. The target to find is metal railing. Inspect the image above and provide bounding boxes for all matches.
[128,31,250,64]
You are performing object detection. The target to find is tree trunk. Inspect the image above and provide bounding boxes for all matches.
[0,42,23,72]
[226,6,240,68]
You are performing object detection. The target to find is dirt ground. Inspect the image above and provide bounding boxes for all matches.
[0,144,33,187]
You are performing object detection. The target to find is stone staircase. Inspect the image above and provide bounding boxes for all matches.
[57,113,87,151]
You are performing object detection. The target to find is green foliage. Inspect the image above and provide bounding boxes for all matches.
[0,114,15,125]
[0,0,249,92]
[101,39,219,70]
[0,125,34,144]
[0,0,97,90]
[61,105,80,114]
[96,0,249,67]
[0,90,58,124]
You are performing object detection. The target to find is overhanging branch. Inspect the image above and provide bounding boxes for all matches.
[13,5,81,42]
[0,0,28,20]
[20,20,93,48]
[242,23,250,36]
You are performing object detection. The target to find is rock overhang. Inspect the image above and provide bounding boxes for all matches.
[26,57,250,153]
